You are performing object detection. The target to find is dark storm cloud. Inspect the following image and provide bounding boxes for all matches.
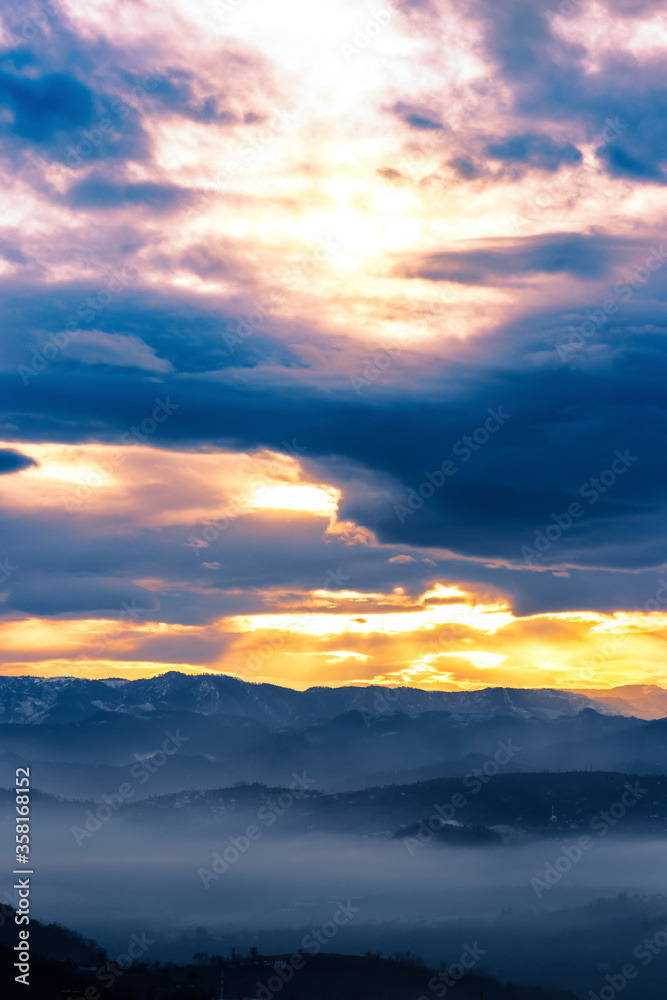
[1,237,667,585]
[65,173,198,213]
[4,573,160,616]
[0,10,275,184]
[448,156,481,180]
[0,279,305,377]
[466,0,667,184]
[0,39,154,168]
[1,476,665,622]
[0,448,37,474]
[484,132,582,172]
[391,101,443,130]
[0,0,665,624]
[597,143,667,183]
[1,282,666,616]
[0,68,93,141]
[143,66,240,124]
[1,329,665,578]
[396,233,615,284]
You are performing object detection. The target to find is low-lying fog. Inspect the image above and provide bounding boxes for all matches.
[3,808,667,1000]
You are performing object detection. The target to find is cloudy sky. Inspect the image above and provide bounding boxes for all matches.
[1,0,667,691]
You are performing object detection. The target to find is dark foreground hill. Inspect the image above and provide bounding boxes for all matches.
[0,906,577,1000]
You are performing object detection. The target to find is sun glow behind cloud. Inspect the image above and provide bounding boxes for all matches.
[227,597,515,637]
[1,0,667,702]
[0,441,341,526]
[251,483,339,514]
[2,432,667,690]
[4,580,666,691]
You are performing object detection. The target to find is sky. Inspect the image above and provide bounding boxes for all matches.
[1,0,667,691]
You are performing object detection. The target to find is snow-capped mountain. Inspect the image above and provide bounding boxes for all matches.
[0,671,624,726]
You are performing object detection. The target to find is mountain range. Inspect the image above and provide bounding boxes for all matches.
[1,673,666,796]
[570,684,667,719]
[0,671,647,725]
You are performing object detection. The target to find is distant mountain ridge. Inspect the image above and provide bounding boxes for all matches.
[570,684,667,720]
[0,704,647,795]
[0,672,632,726]
[1,674,666,797]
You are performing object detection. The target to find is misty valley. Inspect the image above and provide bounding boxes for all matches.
[1,675,667,999]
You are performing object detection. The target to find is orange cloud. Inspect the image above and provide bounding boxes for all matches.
[0,440,340,529]
[3,581,667,691]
